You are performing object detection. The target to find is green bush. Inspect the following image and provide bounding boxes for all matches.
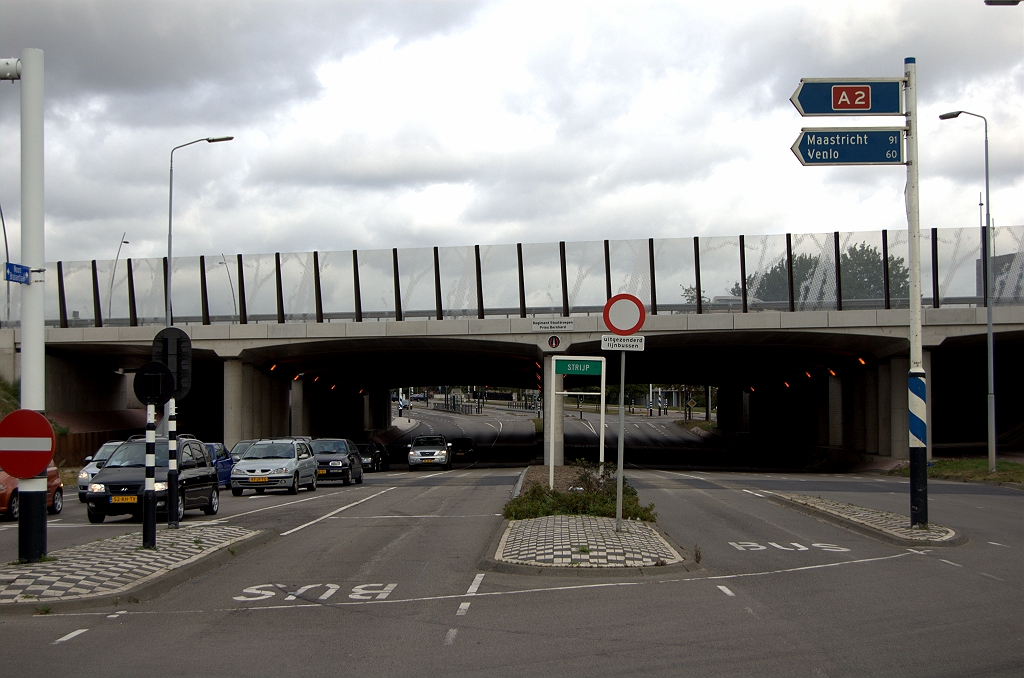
[503,460,657,521]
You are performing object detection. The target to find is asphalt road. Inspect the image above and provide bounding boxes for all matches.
[2,468,1020,676]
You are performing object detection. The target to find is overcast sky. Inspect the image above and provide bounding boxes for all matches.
[0,0,1020,263]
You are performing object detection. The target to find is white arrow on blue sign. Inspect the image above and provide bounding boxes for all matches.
[4,262,30,285]
[791,128,905,166]
[791,79,904,116]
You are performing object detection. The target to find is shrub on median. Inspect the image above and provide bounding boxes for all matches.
[503,460,657,521]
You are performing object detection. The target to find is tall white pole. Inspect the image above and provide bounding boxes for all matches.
[598,358,606,473]
[615,352,626,531]
[548,356,555,490]
[20,49,45,412]
[904,57,928,527]
[982,119,996,474]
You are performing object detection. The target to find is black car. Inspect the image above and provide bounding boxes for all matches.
[311,439,364,485]
[85,438,220,523]
[450,437,476,461]
[354,441,390,472]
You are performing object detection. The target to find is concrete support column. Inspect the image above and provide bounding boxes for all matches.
[828,374,843,447]
[890,357,910,460]
[865,365,879,454]
[252,372,263,439]
[716,387,742,433]
[270,378,284,437]
[924,349,933,462]
[542,356,564,466]
[291,378,305,436]
[877,361,891,456]
[223,360,243,450]
[261,373,273,438]
[241,364,254,440]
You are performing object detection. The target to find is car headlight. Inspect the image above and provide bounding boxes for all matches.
[78,470,90,480]
[89,483,106,493]
[153,482,168,492]
[270,467,288,475]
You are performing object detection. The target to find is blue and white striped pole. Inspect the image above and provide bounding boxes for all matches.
[905,57,928,528]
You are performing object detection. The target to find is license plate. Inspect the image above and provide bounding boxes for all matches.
[250,477,269,483]
[110,495,137,504]
[421,458,434,463]
[318,469,326,475]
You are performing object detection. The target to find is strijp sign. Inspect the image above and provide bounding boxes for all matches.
[791,128,904,166]
[554,358,602,376]
[790,79,903,116]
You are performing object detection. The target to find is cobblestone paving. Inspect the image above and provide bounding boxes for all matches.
[0,522,257,604]
[771,493,959,542]
[496,515,682,567]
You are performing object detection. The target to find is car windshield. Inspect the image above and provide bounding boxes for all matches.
[230,441,254,457]
[413,436,445,446]
[94,442,123,461]
[311,440,347,454]
[104,442,169,468]
[242,443,296,460]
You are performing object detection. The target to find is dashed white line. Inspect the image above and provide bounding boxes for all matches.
[444,628,458,645]
[280,488,396,536]
[980,573,1004,581]
[717,585,735,597]
[53,629,88,644]
[742,489,765,498]
[105,610,127,619]
[466,574,485,595]
[987,542,1009,547]
[457,602,471,616]
[939,559,962,568]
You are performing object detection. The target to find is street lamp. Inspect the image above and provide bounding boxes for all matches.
[166,136,233,327]
[108,232,129,319]
[939,110,996,472]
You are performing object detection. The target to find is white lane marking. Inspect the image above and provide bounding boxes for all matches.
[988,542,1009,547]
[280,488,396,536]
[105,610,127,619]
[980,573,1004,581]
[420,471,450,479]
[742,489,764,498]
[717,586,735,597]
[53,629,89,644]
[939,559,962,568]
[329,514,495,519]
[247,495,269,500]
[466,573,485,595]
[457,602,471,616]
[444,628,458,645]
[456,472,472,478]
[227,489,347,519]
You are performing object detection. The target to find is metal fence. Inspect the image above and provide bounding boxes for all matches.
[17,225,1024,328]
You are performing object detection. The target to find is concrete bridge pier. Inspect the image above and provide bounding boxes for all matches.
[223,360,292,449]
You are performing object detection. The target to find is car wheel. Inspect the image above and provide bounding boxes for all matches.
[231,488,243,497]
[87,507,105,524]
[288,474,299,495]
[175,494,185,522]
[48,488,63,515]
[355,471,363,484]
[308,474,317,491]
[6,492,19,521]
[203,489,219,515]
[78,492,87,503]
[255,487,265,494]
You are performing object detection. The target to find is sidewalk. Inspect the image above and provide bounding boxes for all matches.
[0,522,260,606]
[767,492,966,546]
[494,515,687,568]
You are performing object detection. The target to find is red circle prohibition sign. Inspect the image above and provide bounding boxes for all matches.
[603,294,646,336]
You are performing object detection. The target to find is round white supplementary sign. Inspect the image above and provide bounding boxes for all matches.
[603,294,645,336]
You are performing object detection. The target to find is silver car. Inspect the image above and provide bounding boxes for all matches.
[77,441,124,502]
[407,435,452,471]
[230,439,318,496]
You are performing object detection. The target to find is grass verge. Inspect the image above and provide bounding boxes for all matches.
[887,458,1024,484]
[504,460,657,521]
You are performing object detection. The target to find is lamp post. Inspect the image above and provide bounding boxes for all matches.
[939,110,996,473]
[108,232,129,319]
[166,136,233,327]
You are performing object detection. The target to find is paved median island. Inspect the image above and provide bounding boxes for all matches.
[0,522,260,607]
[766,492,966,546]
[494,515,684,568]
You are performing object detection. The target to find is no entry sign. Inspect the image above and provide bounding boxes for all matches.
[0,409,56,478]
[603,294,646,336]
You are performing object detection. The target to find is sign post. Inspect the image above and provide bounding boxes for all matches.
[601,294,646,532]
[552,357,606,489]
[0,409,55,562]
[153,327,192,529]
[791,60,926,527]
[133,361,174,548]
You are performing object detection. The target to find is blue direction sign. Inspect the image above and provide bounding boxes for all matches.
[791,79,903,116]
[4,262,30,285]
[792,128,904,166]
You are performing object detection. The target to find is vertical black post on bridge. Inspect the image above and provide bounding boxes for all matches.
[133,362,173,549]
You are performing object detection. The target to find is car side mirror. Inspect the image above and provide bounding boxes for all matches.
[84,456,93,463]
[181,459,197,470]
[96,460,106,469]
